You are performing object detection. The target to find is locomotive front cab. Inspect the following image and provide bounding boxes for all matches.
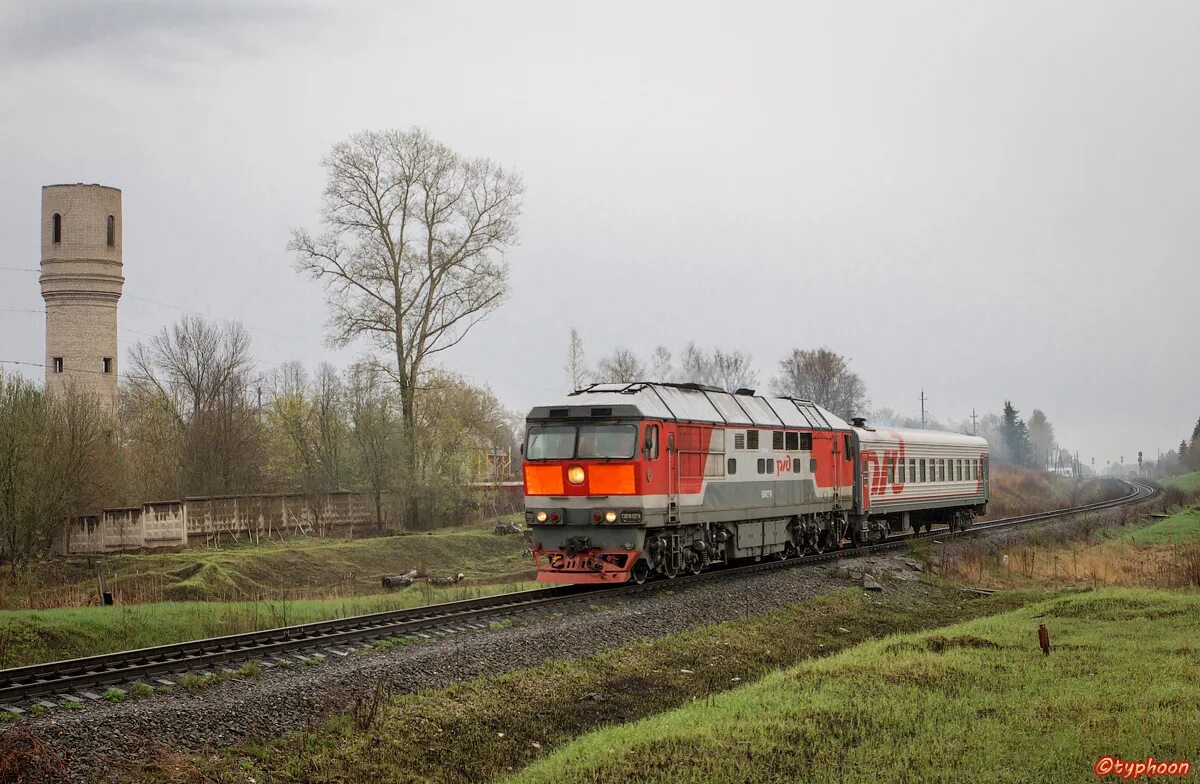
[523,417,661,584]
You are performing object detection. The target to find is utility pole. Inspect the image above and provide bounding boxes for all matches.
[970,408,978,436]
[919,389,928,429]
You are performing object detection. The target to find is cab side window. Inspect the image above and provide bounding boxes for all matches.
[644,424,659,460]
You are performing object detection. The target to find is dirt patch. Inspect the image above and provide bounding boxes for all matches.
[922,635,1000,653]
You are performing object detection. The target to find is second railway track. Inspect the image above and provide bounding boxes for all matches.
[0,479,1156,709]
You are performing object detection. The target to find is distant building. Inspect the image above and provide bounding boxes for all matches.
[40,184,124,413]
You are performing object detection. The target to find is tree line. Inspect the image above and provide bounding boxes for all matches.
[2,127,526,567]
[568,329,870,421]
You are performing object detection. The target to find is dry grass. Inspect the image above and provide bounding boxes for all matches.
[946,504,1200,589]
[982,466,1123,520]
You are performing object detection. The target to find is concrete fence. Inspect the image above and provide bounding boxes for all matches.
[58,491,381,554]
[56,483,525,555]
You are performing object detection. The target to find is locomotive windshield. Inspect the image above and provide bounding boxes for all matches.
[526,423,638,460]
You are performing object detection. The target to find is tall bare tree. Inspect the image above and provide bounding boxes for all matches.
[772,347,868,420]
[289,128,524,495]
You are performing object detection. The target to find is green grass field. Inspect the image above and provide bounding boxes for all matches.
[1,524,532,608]
[168,587,1043,784]
[1110,506,1200,545]
[510,588,1200,784]
[0,581,535,669]
[1162,471,1200,494]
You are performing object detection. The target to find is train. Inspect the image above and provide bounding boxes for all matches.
[521,382,989,584]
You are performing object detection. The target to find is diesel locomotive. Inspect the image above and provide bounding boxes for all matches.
[522,382,989,584]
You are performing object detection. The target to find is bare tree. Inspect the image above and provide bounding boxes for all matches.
[650,345,674,381]
[772,347,868,420]
[565,327,589,390]
[346,362,400,533]
[289,128,524,499]
[677,343,756,392]
[711,349,757,392]
[596,347,646,383]
[127,316,262,495]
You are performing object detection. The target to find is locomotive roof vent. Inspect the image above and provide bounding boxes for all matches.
[549,408,569,418]
[590,407,613,417]
[850,416,869,428]
[734,388,756,396]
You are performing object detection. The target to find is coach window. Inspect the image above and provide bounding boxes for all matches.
[756,458,765,474]
[785,431,799,451]
[919,459,926,482]
[909,458,916,481]
[957,460,963,481]
[727,457,737,475]
[772,431,785,450]
[939,460,946,482]
[746,430,759,450]
[887,460,895,484]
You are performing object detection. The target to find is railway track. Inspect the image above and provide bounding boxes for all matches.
[0,479,1155,711]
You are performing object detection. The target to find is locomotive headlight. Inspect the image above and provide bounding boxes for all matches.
[535,511,548,523]
[604,510,618,523]
[567,465,586,485]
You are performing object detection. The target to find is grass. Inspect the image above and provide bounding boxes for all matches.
[1110,506,1200,545]
[1161,470,1200,494]
[0,581,536,669]
[0,522,532,609]
[509,588,1200,784]
[152,586,1044,784]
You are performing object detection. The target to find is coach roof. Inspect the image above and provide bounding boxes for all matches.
[526,382,852,431]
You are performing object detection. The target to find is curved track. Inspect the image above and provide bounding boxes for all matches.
[0,479,1155,708]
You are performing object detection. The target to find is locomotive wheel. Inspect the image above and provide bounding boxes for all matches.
[631,561,650,585]
[686,554,704,575]
[663,559,678,579]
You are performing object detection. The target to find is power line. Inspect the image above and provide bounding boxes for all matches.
[123,293,322,345]
[2,298,320,346]
[0,267,39,273]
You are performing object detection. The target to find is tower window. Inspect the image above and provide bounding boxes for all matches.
[106,215,115,247]
[103,357,113,374]
[53,213,62,244]
[53,357,64,373]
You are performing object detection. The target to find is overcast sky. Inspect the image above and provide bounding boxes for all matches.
[1,0,1197,466]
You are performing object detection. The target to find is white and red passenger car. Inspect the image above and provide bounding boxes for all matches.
[522,382,988,584]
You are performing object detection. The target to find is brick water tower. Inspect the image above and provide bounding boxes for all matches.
[40,184,124,413]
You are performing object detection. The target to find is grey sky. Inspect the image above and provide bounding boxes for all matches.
[1,0,1197,467]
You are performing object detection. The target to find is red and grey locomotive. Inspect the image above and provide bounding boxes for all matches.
[522,382,989,584]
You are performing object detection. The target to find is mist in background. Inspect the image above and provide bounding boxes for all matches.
[1,0,1197,466]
